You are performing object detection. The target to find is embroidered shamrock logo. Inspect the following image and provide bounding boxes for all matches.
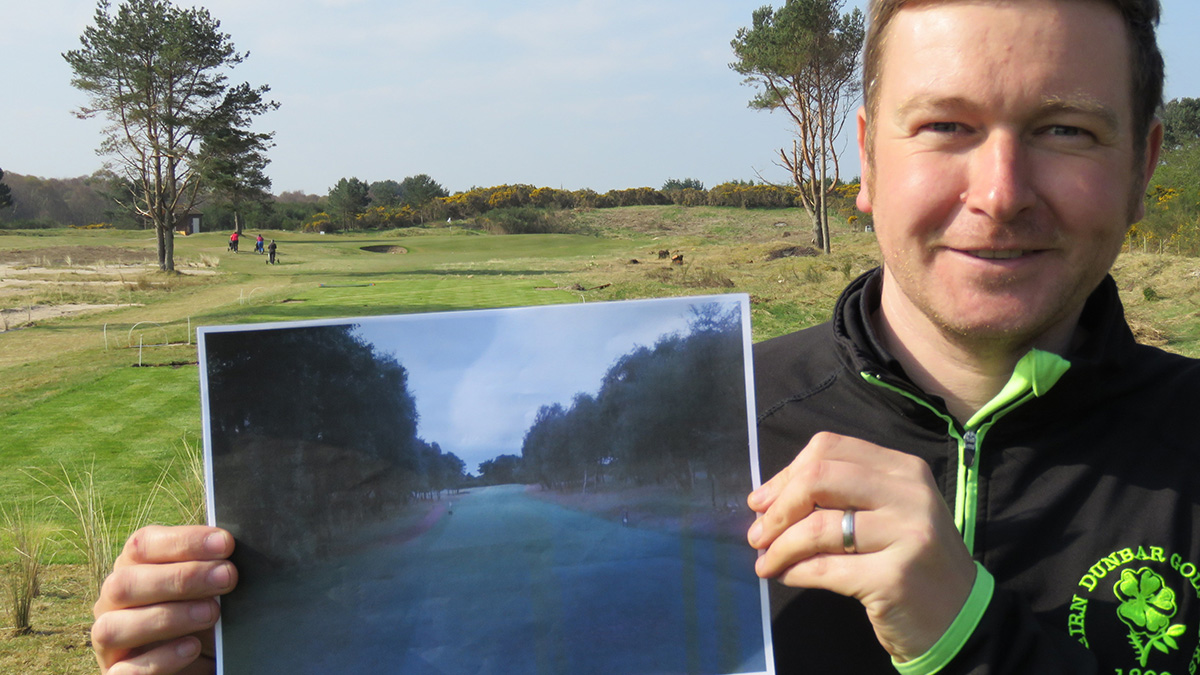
[1114,567,1188,666]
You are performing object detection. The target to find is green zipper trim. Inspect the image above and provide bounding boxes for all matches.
[863,350,1069,672]
[892,562,996,675]
[861,349,1070,554]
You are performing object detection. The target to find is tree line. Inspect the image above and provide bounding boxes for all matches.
[517,303,751,508]
[0,171,858,232]
[204,324,466,568]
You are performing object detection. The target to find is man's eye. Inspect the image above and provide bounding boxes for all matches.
[922,122,960,133]
[1046,125,1089,138]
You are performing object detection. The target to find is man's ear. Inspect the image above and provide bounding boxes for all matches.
[855,106,873,213]
[1131,119,1164,222]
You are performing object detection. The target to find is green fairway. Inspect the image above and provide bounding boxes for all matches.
[1,365,199,498]
[3,211,1200,672]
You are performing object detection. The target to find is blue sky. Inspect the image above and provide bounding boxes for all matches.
[5,1,1200,196]
[350,296,746,474]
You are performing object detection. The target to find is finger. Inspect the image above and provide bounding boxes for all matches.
[749,453,885,551]
[116,526,233,569]
[754,508,881,578]
[95,560,237,616]
[93,600,219,656]
[749,432,880,513]
[770,550,879,601]
[101,636,212,675]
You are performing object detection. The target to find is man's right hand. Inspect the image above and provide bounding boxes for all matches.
[92,525,237,675]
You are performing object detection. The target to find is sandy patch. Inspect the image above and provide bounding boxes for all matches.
[0,246,215,329]
[0,303,141,331]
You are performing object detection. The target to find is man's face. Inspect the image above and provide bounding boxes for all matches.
[856,0,1161,350]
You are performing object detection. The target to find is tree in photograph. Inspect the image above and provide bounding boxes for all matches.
[564,392,615,493]
[64,0,277,271]
[204,324,421,465]
[477,454,523,486]
[521,403,574,489]
[731,0,864,253]
[327,177,371,229]
[0,169,12,211]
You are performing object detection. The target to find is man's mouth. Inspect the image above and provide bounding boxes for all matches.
[969,250,1026,260]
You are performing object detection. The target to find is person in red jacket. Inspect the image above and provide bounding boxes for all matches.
[228,230,239,253]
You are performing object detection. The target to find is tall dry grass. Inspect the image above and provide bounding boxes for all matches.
[32,463,157,603]
[1,501,53,636]
[157,436,207,526]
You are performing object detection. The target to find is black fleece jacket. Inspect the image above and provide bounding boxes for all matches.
[754,268,1200,674]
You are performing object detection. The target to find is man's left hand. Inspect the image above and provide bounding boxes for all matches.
[748,431,977,662]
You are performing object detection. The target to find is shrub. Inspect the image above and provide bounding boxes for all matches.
[0,218,60,230]
[301,211,333,233]
[474,207,575,235]
[707,182,795,208]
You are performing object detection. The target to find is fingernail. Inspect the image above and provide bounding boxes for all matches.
[189,601,215,624]
[176,637,201,660]
[204,532,227,556]
[748,520,763,547]
[748,486,767,508]
[208,562,232,590]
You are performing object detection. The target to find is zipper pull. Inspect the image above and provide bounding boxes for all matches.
[963,430,978,468]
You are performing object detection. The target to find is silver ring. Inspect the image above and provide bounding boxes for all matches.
[842,509,858,554]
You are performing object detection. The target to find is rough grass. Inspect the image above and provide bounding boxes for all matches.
[2,208,1199,672]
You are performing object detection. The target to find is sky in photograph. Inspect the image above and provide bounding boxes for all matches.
[6,1,1200,198]
[351,296,747,475]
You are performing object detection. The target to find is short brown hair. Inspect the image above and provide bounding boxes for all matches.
[862,0,1164,154]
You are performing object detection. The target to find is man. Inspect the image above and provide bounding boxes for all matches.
[751,0,1199,672]
[91,1,1197,674]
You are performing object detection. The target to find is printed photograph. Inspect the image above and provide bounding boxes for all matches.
[199,294,771,675]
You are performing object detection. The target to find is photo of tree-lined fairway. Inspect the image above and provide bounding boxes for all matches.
[200,296,769,675]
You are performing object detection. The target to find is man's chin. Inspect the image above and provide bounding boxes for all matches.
[932,304,1079,353]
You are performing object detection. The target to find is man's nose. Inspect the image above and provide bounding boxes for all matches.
[962,131,1035,222]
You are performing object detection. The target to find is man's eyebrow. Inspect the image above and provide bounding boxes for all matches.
[892,95,976,122]
[891,95,1121,132]
[1038,96,1121,132]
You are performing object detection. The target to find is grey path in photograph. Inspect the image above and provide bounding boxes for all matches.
[222,485,767,675]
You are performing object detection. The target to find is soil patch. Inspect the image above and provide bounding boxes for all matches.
[0,303,139,331]
[361,245,409,254]
[765,245,820,261]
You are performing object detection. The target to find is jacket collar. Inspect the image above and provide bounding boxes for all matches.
[830,267,1138,404]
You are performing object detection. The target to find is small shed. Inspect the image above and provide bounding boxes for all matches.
[175,212,204,235]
